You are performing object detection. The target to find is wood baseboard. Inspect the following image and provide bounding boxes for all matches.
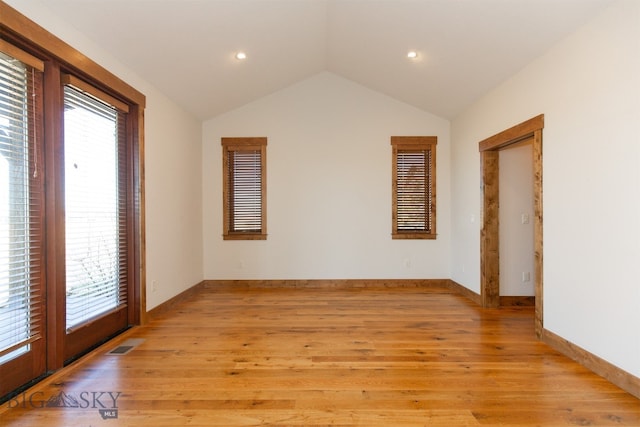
[445,279,481,305]
[203,279,452,289]
[542,328,640,399]
[146,281,206,321]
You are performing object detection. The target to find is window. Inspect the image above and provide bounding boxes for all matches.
[63,79,128,330]
[391,136,437,239]
[0,48,44,365]
[221,137,267,240]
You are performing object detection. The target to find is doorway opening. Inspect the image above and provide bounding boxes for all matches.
[479,115,544,336]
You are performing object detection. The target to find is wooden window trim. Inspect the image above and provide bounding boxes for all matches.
[221,137,267,240]
[0,39,44,71]
[391,136,437,240]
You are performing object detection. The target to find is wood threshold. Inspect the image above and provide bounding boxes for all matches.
[0,324,142,406]
[499,296,535,306]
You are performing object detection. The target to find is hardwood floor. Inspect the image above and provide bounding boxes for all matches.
[1,285,639,426]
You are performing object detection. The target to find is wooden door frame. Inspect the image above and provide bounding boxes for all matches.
[479,114,544,337]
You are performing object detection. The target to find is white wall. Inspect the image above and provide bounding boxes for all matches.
[144,100,203,309]
[5,0,204,310]
[499,141,534,296]
[451,0,640,376]
[203,72,450,280]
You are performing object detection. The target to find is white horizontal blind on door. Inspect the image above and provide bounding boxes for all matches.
[0,52,43,362]
[63,84,127,330]
[396,149,431,232]
[228,149,262,232]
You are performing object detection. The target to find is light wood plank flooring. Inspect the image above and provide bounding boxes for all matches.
[1,285,639,426]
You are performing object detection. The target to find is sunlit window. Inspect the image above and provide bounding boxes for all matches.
[64,86,121,330]
[0,53,33,363]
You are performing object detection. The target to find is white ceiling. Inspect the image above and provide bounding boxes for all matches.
[30,0,614,120]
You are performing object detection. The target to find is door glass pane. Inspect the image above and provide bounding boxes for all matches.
[0,52,33,363]
[64,86,120,330]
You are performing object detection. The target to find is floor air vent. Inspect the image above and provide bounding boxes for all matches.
[108,338,145,355]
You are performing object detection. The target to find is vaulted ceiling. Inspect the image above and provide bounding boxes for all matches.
[24,0,613,120]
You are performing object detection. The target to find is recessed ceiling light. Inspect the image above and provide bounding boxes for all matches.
[407,51,418,59]
[235,52,247,60]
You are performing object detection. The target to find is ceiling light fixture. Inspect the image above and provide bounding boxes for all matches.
[407,51,418,59]
[235,52,247,60]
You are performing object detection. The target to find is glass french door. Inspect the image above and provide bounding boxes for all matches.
[0,19,141,401]
[62,82,130,361]
[0,50,46,398]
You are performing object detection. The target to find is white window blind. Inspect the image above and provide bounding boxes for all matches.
[63,84,127,330]
[396,149,431,232]
[228,149,262,232]
[0,51,43,362]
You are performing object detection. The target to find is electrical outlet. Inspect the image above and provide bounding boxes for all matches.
[522,272,531,282]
